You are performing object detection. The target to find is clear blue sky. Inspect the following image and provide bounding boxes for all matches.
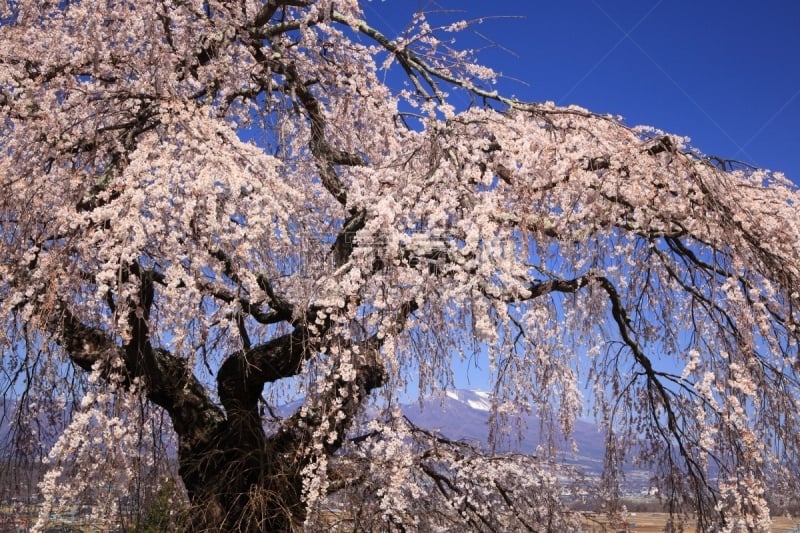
[363,1,800,184]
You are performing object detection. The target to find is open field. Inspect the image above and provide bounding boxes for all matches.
[582,512,800,532]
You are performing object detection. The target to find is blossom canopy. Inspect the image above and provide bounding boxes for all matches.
[1,1,799,531]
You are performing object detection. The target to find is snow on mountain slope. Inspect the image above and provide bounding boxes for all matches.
[444,389,492,412]
[402,389,606,473]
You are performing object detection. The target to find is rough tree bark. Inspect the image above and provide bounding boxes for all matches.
[55,257,402,529]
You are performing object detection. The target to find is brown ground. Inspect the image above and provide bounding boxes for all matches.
[581,512,800,532]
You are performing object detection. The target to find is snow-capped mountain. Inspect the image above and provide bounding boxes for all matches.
[443,389,493,411]
[401,389,607,474]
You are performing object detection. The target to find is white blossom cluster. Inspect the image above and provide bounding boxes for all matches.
[34,383,162,532]
[311,414,585,532]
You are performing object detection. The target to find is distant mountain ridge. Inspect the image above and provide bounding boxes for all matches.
[400,389,606,474]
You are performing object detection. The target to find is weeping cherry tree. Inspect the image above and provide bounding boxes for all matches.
[1,1,800,531]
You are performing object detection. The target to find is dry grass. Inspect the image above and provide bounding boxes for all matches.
[581,512,800,532]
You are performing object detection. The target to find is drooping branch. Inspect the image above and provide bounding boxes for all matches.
[473,268,724,521]
[56,304,224,446]
[54,263,226,458]
[594,275,722,527]
[244,37,365,207]
[302,299,420,454]
[330,415,581,532]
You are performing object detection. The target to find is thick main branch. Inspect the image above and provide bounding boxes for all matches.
[57,305,224,448]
